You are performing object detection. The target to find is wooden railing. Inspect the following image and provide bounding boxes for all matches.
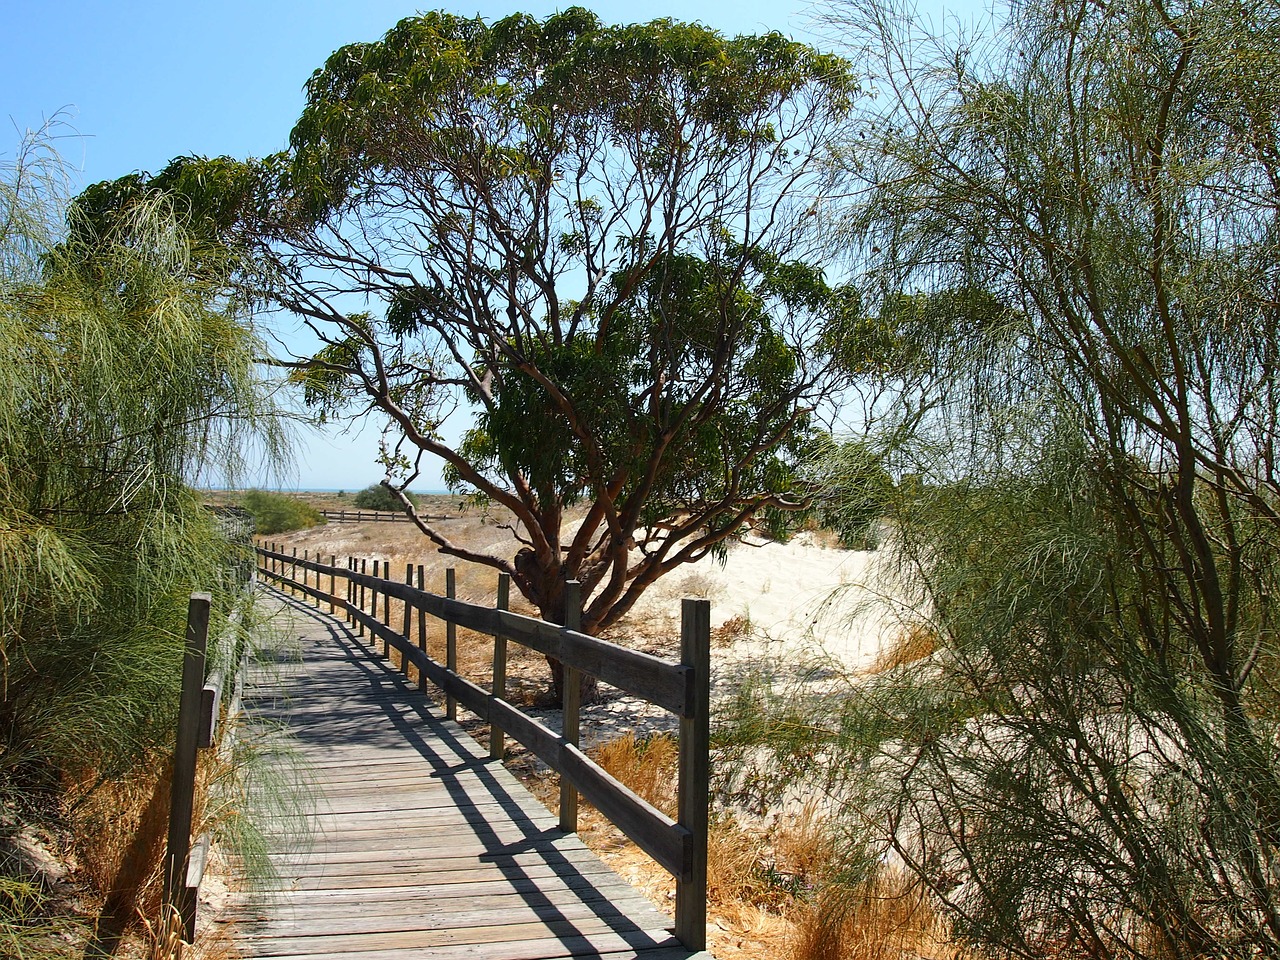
[163,587,251,942]
[319,508,453,523]
[255,541,711,951]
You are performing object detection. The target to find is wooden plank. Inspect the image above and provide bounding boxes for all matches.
[261,854,624,883]
[235,918,679,956]
[251,868,641,895]
[220,946,704,960]
[234,940,697,960]
[239,912,671,945]
[234,892,638,930]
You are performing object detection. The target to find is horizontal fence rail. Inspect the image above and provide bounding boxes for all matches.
[254,542,711,951]
[318,509,453,523]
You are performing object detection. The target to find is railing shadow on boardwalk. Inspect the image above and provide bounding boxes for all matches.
[236,588,704,958]
[254,540,712,953]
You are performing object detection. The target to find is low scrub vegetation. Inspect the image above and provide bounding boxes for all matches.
[351,483,417,512]
[241,489,324,535]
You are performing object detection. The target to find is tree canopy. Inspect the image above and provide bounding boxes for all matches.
[94,10,868,642]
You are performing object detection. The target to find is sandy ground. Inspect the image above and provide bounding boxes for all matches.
[271,505,911,670]
[628,529,908,673]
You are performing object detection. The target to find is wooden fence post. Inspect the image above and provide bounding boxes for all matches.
[490,573,510,761]
[675,597,711,951]
[371,560,381,651]
[445,569,457,721]
[416,565,427,693]
[163,592,211,944]
[559,580,582,834]
[402,563,413,676]
[291,548,298,596]
[329,555,336,615]
[382,569,391,642]
[359,559,367,636]
[302,549,309,597]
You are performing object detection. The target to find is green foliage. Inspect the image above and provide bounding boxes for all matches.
[0,127,285,797]
[240,490,324,534]
[802,0,1280,954]
[351,484,416,512]
[809,438,892,548]
[454,251,846,517]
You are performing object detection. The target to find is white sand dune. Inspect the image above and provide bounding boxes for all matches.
[633,532,911,675]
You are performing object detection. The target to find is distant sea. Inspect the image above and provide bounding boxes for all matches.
[303,487,450,495]
[202,486,451,495]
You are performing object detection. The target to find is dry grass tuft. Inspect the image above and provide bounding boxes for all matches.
[140,903,186,960]
[67,756,175,926]
[786,869,966,960]
[591,733,678,816]
[771,801,839,890]
[872,622,940,673]
[674,570,726,602]
[707,817,774,904]
[712,614,755,647]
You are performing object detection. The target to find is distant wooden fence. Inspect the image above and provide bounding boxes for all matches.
[254,541,711,951]
[319,508,453,523]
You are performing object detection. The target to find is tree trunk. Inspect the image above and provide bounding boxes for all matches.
[515,548,601,704]
[547,656,600,705]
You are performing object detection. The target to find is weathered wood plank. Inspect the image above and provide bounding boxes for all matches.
[237,895,657,934]
[236,918,679,956]
[232,942,703,960]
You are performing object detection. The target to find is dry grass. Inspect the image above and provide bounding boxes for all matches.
[66,756,176,927]
[560,739,967,960]
[592,733,679,816]
[139,902,240,960]
[771,801,840,890]
[673,570,727,602]
[872,622,940,673]
[140,904,186,960]
[65,738,241,948]
[786,869,967,960]
[712,614,755,647]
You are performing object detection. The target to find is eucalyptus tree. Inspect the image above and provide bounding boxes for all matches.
[759,0,1280,955]
[117,11,866,673]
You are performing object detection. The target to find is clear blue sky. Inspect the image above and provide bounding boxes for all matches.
[5,0,983,491]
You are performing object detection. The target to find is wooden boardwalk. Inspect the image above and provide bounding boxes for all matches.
[223,590,707,960]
